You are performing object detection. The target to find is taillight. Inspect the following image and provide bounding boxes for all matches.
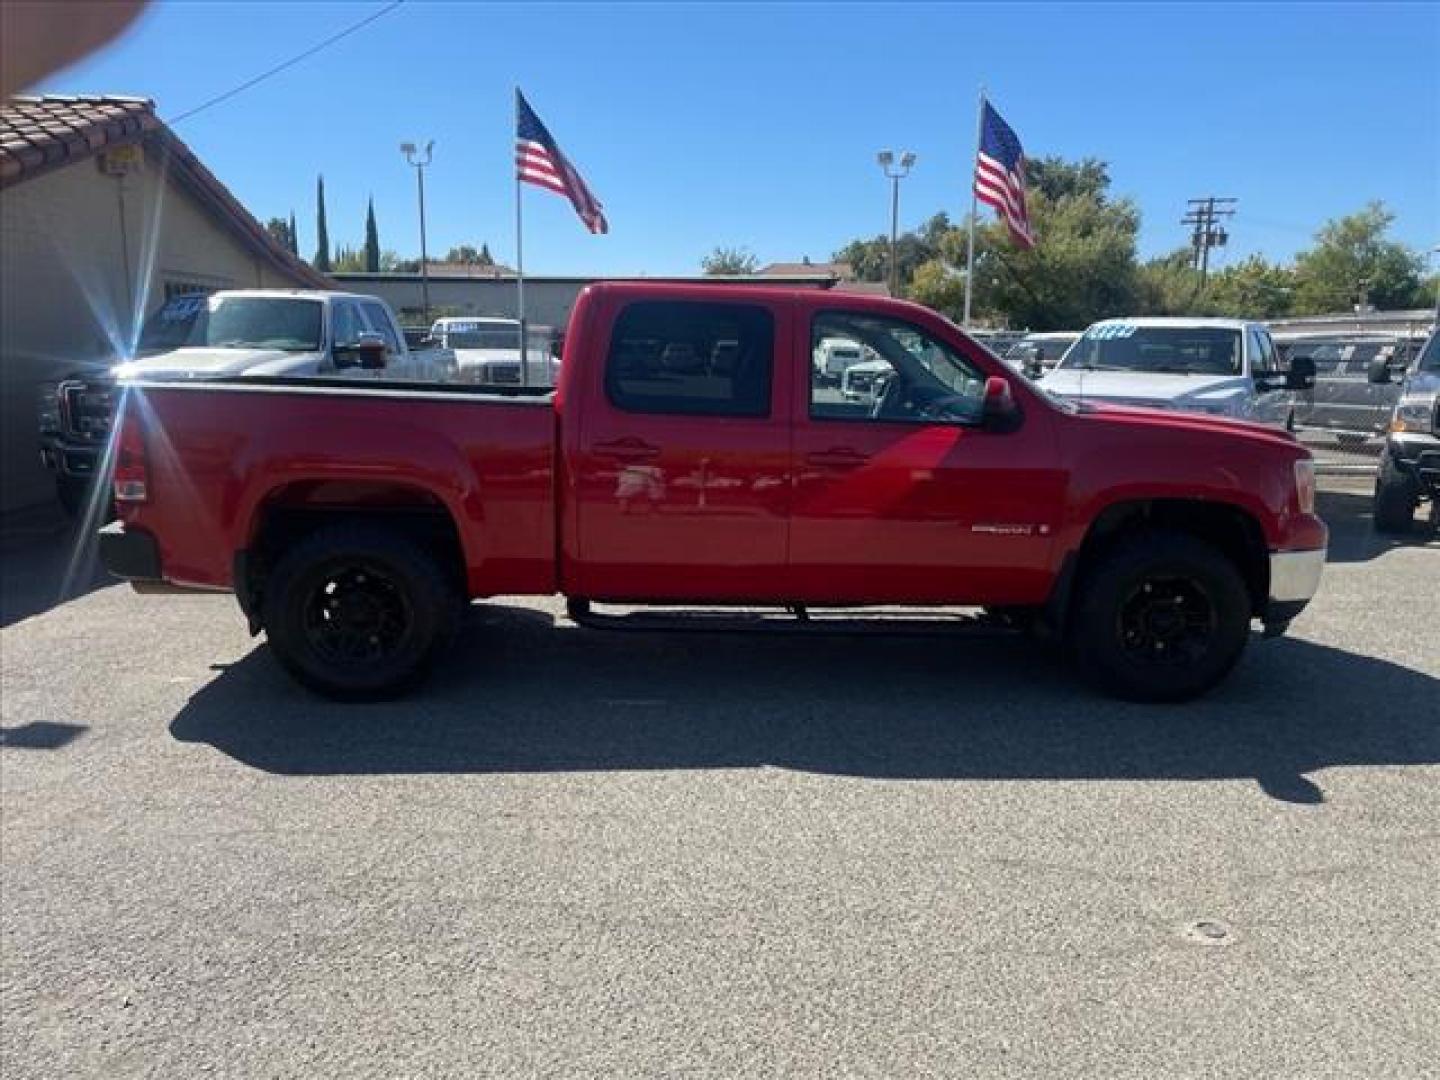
[113,404,148,503]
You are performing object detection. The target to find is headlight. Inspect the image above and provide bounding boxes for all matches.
[1390,396,1436,435]
[37,383,62,434]
[1294,458,1316,515]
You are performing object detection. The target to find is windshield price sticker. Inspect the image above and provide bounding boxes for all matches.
[160,295,207,322]
[1090,323,1138,340]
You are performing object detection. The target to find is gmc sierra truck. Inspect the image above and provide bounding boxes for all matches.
[98,282,1327,702]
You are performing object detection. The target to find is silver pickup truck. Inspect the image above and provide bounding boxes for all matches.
[38,289,454,513]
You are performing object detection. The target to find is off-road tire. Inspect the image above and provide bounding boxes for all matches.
[261,523,460,700]
[1372,454,1418,534]
[1072,530,1251,703]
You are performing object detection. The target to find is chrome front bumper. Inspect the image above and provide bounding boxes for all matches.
[1264,547,1326,633]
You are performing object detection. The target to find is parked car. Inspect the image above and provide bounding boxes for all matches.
[99,282,1326,703]
[1040,317,1313,428]
[1371,328,1440,532]
[1004,331,1080,377]
[427,317,558,387]
[39,290,449,514]
[1275,333,1426,442]
[813,335,867,386]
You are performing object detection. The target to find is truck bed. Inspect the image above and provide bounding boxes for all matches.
[118,379,559,597]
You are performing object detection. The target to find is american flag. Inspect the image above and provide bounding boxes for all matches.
[515,90,608,235]
[974,100,1034,249]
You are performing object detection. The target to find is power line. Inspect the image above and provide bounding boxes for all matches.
[167,1,405,125]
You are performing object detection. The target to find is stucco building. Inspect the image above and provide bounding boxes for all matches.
[0,95,329,512]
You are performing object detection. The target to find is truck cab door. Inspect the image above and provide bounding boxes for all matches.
[568,296,793,602]
[789,307,1064,606]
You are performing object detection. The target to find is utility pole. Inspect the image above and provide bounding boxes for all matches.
[1182,197,1237,287]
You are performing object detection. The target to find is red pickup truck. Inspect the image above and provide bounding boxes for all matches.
[99,282,1327,702]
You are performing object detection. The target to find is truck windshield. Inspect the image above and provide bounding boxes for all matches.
[1061,326,1242,376]
[139,296,324,352]
[448,328,521,349]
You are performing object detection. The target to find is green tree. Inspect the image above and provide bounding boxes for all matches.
[313,175,331,273]
[332,245,365,272]
[288,210,299,255]
[1206,255,1296,318]
[264,216,293,252]
[967,157,1142,329]
[1291,202,1426,314]
[364,198,380,273]
[700,246,758,275]
[833,212,952,290]
[1136,248,1205,316]
[906,258,968,320]
[443,243,496,266]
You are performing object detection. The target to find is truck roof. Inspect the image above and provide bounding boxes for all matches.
[202,289,382,303]
[1086,316,1259,332]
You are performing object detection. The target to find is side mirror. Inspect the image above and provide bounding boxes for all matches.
[1285,354,1317,390]
[335,332,389,371]
[1366,356,1392,385]
[982,375,1020,430]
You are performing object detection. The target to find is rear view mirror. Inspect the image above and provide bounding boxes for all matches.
[982,376,1020,430]
[1366,356,1392,385]
[335,333,389,371]
[1285,354,1316,390]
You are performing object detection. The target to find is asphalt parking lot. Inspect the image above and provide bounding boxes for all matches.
[2,480,1436,1078]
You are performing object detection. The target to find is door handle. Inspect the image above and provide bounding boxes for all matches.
[805,447,870,468]
[594,437,660,462]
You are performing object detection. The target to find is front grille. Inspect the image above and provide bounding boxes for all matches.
[60,380,117,442]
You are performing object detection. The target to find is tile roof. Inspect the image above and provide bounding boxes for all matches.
[1,95,330,289]
[0,95,157,185]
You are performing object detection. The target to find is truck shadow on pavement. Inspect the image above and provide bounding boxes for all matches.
[169,604,1439,805]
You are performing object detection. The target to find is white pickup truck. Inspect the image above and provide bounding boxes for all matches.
[427,317,558,387]
[39,289,453,513]
[1039,317,1314,428]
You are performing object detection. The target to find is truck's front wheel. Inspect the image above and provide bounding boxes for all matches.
[1072,531,1251,703]
[261,524,460,700]
[1372,453,1418,534]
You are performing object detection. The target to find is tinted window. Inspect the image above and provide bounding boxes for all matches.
[332,302,366,348]
[1251,331,1279,375]
[1419,332,1440,372]
[810,311,987,424]
[360,301,401,352]
[606,302,773,417]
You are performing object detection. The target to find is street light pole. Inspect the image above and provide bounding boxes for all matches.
[876,150,916,297]
[401,140,435,322]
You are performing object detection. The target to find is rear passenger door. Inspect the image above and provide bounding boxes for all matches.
[570,297,794,601]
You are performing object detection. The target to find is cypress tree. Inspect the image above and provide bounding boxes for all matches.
[288,210,299,255]
[314,176,331,272]
[364,197,380,273]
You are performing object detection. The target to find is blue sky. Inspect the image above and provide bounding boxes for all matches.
[37,1,1440,276]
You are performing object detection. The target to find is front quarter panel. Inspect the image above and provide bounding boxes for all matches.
[1055,407,1316,554]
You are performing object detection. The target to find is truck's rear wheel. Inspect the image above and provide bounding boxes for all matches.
[261,524,460,700]
[1072,531,1251,703]
[1373,453,1418,534]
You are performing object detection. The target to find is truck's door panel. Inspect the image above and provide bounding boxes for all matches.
[789,306,1063,605]
[568,295,794,601]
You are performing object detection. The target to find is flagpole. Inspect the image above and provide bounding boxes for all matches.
[515,89,529,386]
[963,85,985,330]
